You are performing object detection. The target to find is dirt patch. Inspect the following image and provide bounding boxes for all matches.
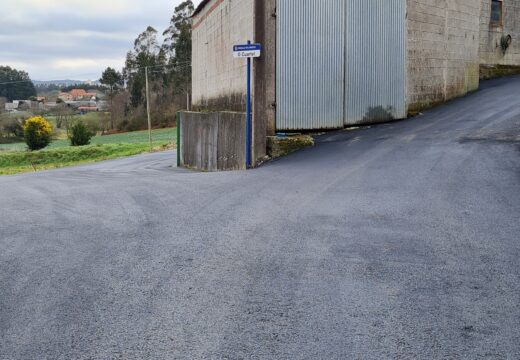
[459,131,520,145]
[363,106,395,123]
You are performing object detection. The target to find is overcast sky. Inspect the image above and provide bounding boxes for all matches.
[0,0,200,81]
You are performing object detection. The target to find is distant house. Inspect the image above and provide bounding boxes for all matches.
[63,100,97,110]
[78,106,98,113]
[59,89,97,101]
[4,97,47,112]
[12,100,43,111]
[58,92,74,101]
[5,103,16,112]
[44,102,58,110]
[70,89,97,99]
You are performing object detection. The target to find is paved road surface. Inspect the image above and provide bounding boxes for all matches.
[1,77,519,359]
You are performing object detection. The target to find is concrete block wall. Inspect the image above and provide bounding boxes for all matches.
[179,111,246,171]
[480,0,520,68]
[407,0,481,114]
[192,0,254,111]
[252,0,276,164]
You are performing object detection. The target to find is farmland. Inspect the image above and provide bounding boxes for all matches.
[0,128,177,175]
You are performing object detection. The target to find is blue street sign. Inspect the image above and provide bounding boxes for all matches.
[233,44,262,58]
[233,44,262,52]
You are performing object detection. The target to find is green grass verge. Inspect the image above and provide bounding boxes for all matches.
[0,143,174,175]
[0,128,177,152]
[0,128,177,175]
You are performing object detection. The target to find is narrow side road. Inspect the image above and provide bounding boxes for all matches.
[0,77,519,359]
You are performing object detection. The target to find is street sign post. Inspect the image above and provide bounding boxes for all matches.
[233,42,262,169]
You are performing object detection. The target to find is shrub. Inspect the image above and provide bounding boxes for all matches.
[79,113,103,133]
[0,115,22,138]
[23,116,53,151]
[3,119,24,138]
[69,121,94,146]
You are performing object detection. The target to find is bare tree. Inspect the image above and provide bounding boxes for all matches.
[54,103,75,131]
[0,97,6,113]
[100,67,123,130]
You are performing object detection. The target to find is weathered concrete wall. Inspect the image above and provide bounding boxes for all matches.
[252,0,276,164]
[479,0,520,77]
[179,111,246,171]
[191,0,254,111]
[407,0,481,114]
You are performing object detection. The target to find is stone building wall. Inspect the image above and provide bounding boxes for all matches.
[479,0,520,78]
[407,0,482,114]
[191,0,254,111]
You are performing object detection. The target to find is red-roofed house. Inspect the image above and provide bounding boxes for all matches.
[59,89,97,101]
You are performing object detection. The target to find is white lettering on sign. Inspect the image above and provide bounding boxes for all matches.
[233,44,262,58]
[233,50,261,58]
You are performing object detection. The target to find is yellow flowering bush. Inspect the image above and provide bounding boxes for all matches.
[23,116,53,151]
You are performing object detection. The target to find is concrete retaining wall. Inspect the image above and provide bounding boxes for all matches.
[179,111,246,171]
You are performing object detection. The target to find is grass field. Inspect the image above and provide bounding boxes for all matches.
[0,128,177,175]
[0,128,176,152]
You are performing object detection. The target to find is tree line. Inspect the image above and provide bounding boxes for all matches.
[0,66,37,102]
[101,0,194,131]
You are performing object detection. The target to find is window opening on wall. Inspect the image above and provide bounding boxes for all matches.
[490,0,503,26]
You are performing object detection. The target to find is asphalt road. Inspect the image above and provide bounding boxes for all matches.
[1,77,519,359]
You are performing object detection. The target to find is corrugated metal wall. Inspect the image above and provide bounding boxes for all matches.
[276,0,346,130]
[276,0,407,130]
[345,0,406,125]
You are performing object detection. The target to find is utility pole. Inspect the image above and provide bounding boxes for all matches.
[186,74,190,111]
[109,84,114,130]
[145,66,152,151]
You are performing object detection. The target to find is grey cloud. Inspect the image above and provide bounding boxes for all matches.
[0,0,194,80]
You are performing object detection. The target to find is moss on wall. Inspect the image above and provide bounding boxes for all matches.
[192,93,247,112]
[266,135,314,159]
[480,64,520,80]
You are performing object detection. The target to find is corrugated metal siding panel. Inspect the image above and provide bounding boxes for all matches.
[276,0,346,130]
[344,0,406,125]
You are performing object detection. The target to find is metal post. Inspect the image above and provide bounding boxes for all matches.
[186,73,190,111]
[246,40,252,169]
[145,66,152,151]
[176,112,181,167]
